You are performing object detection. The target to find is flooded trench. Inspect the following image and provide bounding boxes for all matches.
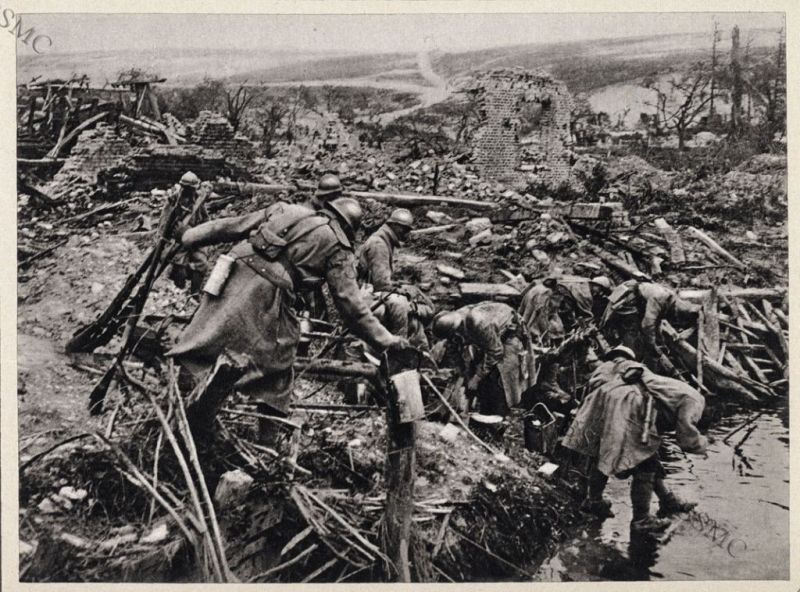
[534,402,789,581]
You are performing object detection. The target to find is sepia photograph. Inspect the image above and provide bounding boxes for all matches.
[12,6,789,584]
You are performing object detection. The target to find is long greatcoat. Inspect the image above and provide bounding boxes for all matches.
[168,202,396,413]
[562,358,708,476]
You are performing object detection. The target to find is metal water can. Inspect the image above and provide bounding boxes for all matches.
[523,403,558,455]
[203,254,236,297]
[390,369,425,423]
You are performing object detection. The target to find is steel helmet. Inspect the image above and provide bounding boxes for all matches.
[179,171,201,189]
[432,311,463,339]
[604,345,636,361]
[387,208,414,229]
[326,197,363,234]
[590,275,613,292]
[317,173,343,197]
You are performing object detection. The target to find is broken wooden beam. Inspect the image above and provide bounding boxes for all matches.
[347,190,498,211]
[662,322,775,401]
[653,218,686,264]
[587,244,651,281]
[211,181,293,196]
[687,227,746,271]
[409,218,469,236]
[457,282,521,303]
[293,357,378,380]
[61,196,142,225]
[17,157,67,165]
[678,287,787,301]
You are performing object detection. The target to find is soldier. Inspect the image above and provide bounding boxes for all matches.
[357,208,433,347]
[306,173,343,211]
[302,173,344,321]
[368,283,435,351]
[562,345,705,533]
[357,208,414,292]
[432,302,532,417]
[166,171,210,296]
[518,274,613,409]
[168,197,408,443]
[519,274,613,343]
[601,280,700,376]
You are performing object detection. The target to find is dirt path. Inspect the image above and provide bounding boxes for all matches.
[264,50,452,124]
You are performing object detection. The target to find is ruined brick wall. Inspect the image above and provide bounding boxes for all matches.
[470,69,573,189]
[122,145,233,189]
[190,111,255,162]
[52,124,133,185]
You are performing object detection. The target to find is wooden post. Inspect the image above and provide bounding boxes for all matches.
[382,352,416,582]
[696,307,705,388]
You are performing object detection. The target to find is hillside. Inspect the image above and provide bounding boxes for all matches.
[19,27,780,90]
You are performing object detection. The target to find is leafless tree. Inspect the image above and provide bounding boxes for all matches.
[642,61,713,150]
[224,82,255,134]
[257,101,288,157]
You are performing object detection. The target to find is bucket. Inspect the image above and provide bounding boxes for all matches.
[468,413,506,443]
[523,403,559,455]
[390,369,425,423]
[203,254,236,297]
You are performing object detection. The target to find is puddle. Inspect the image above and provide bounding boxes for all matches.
[534,403,789,581]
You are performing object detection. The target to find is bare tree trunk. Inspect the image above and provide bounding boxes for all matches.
[730,25,743,135]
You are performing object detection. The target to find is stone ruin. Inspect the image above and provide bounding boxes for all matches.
[188,111,255,162]
[467,69,574,189]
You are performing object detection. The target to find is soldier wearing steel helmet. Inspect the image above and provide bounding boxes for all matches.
[307,173,343,211]
[166,171,210,295]
[355,208,433,348]
[431,301,532,417]
[301,173,345,321]
[168,196,408,444]
[357,208,414,292]
[563,345,706,533]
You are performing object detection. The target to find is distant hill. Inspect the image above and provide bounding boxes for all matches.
[18,26,781,126]
[19,27,780,89]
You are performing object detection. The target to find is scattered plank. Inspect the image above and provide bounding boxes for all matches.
[458,282,521,302]
[586,244,651,281]
[348,190,498,211]
[653,218,686,264]
[687,227,746,270]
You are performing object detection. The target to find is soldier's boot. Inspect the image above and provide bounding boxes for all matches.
[630,472,671,533]
[654,476,697,517]
[581,468,614,518]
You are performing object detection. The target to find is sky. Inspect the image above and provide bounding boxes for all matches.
[19,12,784,56]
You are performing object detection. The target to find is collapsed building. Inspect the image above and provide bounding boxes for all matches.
[467,69,574,190]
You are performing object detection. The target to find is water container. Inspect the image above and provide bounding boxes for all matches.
[524,403,558,455]
[203,254,236,297]
[390,369,424,423]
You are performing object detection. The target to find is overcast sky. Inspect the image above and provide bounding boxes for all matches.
[21,12,784,55]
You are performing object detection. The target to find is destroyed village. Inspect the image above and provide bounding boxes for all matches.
[16,13,788,584]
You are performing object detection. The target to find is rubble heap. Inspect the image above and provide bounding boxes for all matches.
[44,125,133,197]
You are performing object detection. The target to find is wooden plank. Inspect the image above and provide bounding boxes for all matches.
[348,190,498,211]
[696,307,704,388]
[661,322,774,400]
[701,289,720,359]
[679,287,787,301]
[653,218,686,263]
[687,227,746,270]
[458,282,521,302]
[587,244,651,281]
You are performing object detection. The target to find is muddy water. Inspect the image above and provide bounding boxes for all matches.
[534,404,789,581]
